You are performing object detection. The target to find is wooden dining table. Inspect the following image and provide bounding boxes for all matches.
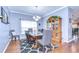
[29,32,43,40]
[28,32,43,48]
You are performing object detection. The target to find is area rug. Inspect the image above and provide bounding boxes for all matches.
[20,40,53,53]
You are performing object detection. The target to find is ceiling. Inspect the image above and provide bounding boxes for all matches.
[8,6,79,21]
[8,6,62,17]
[70,6,79,20]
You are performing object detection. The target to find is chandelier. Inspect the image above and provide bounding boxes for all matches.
[33,16,41,21]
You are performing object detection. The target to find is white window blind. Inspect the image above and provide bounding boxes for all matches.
[21,20,37,34]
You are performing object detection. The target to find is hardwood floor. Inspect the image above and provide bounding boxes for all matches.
[5,39,79,53]
[53,39,79,53]
[5,40,21,53]
[66,40,79,53]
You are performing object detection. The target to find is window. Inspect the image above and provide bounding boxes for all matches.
[21,20,37,34]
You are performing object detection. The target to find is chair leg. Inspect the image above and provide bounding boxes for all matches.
[14,36,16,41]
[51,44,55,51]
[52,46,55,51]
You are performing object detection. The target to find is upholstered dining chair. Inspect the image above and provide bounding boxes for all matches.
[25,31,30,42]
[11,32,20,41]
[25,31,35,44]
[37,30,52,52]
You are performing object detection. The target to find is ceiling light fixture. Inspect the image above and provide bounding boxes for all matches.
[33,16,41,21]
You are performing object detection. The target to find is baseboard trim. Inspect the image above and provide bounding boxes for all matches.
[3,39,11,53]
[63,39,76,44]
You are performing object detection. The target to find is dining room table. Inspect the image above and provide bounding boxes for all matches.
[28,32,43,48]
[29,32,43,40]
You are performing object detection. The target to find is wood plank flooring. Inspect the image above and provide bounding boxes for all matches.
[5,40,21,53]
[5,39,79,53]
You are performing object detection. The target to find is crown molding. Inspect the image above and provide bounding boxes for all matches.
[10,10,34,16]
[9,7,67,19]
[43,6,68,18]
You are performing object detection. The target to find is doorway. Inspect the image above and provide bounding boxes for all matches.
[72,20,79,40]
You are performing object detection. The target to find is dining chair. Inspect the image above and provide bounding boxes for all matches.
[38,30,52,45]
[9,30,15,39]
[25,31,35,44]
[37,30,52,52]
[25,31,30,42]
[42,30,60,51]
[11,32,20,41]
[28,28,33,33]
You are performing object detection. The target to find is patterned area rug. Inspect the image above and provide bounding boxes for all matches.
[20,40,53,53]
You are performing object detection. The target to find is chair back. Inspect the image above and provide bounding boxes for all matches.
[28,28,33,33]
[42,30,52,45]
[25,31,30,39]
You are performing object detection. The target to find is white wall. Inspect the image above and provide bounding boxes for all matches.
[68,8,73,41]
[9,13,21,35]
[0,7,35,52]
[9,13,34,35]
[37,7,72,42]
[37,18,44,30]
[0,6,10,52]
[0,6,72,52]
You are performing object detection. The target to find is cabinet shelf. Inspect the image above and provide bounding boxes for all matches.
[47,16,62,48]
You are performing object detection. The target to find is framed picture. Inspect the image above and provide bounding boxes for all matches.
[1,7,9,24]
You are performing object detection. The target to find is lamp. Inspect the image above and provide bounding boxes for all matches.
[33,16,41,21]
